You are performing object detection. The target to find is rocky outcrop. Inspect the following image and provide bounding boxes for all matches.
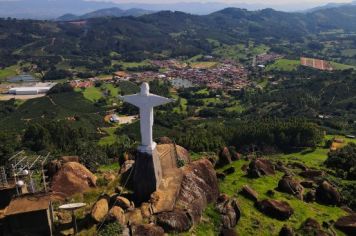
[216,194,241,229]
[287,162,307,171]
[91,196,109,222]
[218,147,232,166]
[115,196,133,210]
[156,210,193,233]
[315,181,341,205]
[174,159,219,223]
[299,170,324,179]
[51,162,97,197]
[220,228,239,236]
[304,190,316,203]
[257,199,294,220]
[45,160,62,180]
[277,175,304,199]
[157,136,173,144]
[300,180,315,188]
[298,218,329,236]
[335,215,356,235]
[60,156,79,163]
[125,208,143,225]
[279,225,294,236]
[240,185,258,202]
[153,159,219,233]
[223,167,235,175]
[131,224,165,236]
[107,206,125,225]
[247,159,275,178]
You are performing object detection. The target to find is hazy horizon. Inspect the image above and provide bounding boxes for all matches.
[0,0,355,19]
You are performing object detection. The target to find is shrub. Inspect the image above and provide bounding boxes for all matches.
[98,222,123,236]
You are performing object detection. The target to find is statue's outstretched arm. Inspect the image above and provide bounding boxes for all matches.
[118,94,142,107]
[148,94,175,107]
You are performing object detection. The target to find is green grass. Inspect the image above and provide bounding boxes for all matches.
[83,87,102,102]
[217,160,346,235]
[117,60,152,70]
[0,65,18,79]
[272,147,330,167]
[225,101,245,113]
[172,94,187,114]
[98,162,120,172]
[266,59,300,71]
[213,43,269,63]
[192,145,348,235]
[81,84,120,102]
[190,61,219,69]
[330,62,356,70]
[98,127,117,146]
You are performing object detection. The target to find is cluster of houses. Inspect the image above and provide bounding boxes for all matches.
[163,62,249,90]
[255,53,282,65]
[68,59,250,91]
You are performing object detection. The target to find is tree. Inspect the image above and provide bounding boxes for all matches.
[0,132,19,165]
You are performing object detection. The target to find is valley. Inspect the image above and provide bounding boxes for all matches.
[1,3,356,236]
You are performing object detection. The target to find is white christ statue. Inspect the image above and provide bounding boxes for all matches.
[120,82,173,154]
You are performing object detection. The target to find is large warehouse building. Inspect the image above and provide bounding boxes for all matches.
[8,83,55,95]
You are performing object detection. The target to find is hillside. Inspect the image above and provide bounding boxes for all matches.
[57,7,154,21]
[1,6,356,70]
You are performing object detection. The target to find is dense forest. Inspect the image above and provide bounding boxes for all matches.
[1,5,356,69]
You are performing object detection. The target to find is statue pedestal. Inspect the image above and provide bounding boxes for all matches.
[133,147,162,204]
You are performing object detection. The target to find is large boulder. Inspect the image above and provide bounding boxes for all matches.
[156,143,191,165]
[51,162,97,197]
[247,159,275,178]
[91,196,109,222]
[299,170,324,179]
[298,218,329,236]
[156,210,193,233]
[174,159,219,223]
[257,199,294,220]
[304,190,316,203]
[60,156,79,163]
[335,215,356,235]
[107,206,125,225]
[240,185,258,202]
[125,208,143,225]
[175,144,191,164]
[115,196,133,210]
[216,194,241,229]
[157,136,173,144]
[279,225,294,236]
[218,147,232,166]
[45,160,62,180]
[277,175,304,199]
[131,224,165,236]
[315,181,341,205]
[220,228,239,236]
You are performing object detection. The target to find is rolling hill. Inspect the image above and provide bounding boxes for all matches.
[1,6,356,67]
[57,7,154,21]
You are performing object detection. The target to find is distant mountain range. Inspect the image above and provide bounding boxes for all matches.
[305,1,356,12]
[1,0,356,19]
[57,8,153,21]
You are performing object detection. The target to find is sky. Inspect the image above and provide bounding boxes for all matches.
[106,0,352,4]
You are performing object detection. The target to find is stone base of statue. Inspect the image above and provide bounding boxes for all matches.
[133,144,162,204]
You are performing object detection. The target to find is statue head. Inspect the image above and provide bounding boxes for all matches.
[140,82,150,96]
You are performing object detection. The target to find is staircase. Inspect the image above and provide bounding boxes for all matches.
[151,144,183,213]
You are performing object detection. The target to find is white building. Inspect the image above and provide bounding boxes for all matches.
[8,87,52,95]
